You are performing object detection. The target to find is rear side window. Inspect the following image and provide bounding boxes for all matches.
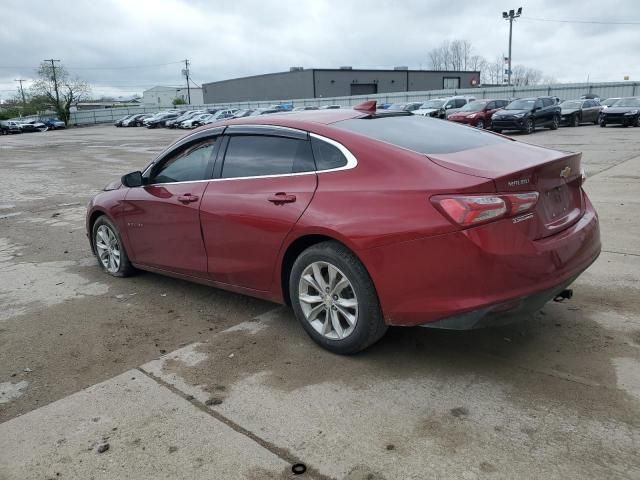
[311,138,347,170]
[221,135,315,179]
[542,98,554,107]
[336,115,505,155]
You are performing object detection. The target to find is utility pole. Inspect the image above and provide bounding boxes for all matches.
[14,79,27,107]
[183,59,191,104]
[43,59,61,107]
[502,8,522,86]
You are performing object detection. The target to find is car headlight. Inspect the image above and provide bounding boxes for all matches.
[624,110,638,115]
[513,113,526,118]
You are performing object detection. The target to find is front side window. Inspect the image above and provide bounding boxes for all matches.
[151,140,216,184]
[221,135,314,179]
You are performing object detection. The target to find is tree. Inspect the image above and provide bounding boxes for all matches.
[427,39,483,72]
[510,65,543,86]
[30,62,90,126]
[172,97,187,106]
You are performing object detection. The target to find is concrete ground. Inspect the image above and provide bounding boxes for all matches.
[0,123,639,479]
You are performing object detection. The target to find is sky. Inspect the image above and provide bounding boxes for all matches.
[0,0,639,101]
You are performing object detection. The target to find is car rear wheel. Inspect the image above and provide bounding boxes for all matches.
[476,120,485,129]
[92,216,135,277]
[290,241,387,354]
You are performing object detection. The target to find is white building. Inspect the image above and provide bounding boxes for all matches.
[142,86,203,107]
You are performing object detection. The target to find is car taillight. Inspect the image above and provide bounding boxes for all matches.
[432,192,539,227]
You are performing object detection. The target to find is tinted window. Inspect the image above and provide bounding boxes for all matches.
[542,98,554,107]
[485,101,495,110]
[311,138,347,170]
[221,135,314,179]
[454,99,466,108]
[152,140,216,184]
[336,115,505,155]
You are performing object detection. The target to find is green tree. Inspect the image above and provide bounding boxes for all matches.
[172,97,187,106]
[30,62,90,126]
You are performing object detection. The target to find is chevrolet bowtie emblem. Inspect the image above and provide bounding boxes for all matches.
[560,166,571,179]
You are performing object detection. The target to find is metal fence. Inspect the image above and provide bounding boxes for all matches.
[67,81,640,126]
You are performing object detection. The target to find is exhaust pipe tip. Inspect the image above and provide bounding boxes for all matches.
[553,289,573,303]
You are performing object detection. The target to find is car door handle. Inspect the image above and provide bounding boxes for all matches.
[268,192,296,204]
[178,194,199,203]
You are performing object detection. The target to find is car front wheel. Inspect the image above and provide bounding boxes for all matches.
[290,241,387,354]
[476,120,485,129]
[550,115,559,130]
[524,118,535,134]
[571,115,580,127]
[92,216,135,277]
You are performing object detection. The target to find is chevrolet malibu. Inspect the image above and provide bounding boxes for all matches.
[86,102,601,354]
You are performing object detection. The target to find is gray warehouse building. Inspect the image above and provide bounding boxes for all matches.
[202,68,481,103]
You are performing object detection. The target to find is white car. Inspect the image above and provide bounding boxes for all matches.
[204,109,238,124]
[413,96,476,119]
[180,114,212,129]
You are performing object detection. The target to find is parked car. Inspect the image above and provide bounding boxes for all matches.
[249,108,282,116]
[204,109,238,124]
[319,105,341,109]
[293,106,319,111]
[491,97,561,134]
[0,120,22,134]
[42,118,66,129]
[447,99,509,129]
[146,112,180,129]
[122,114,148,127]
[599,97,640,127]
[386,102,424,112]
[114,114,135,127]
[166,111,203,128]
[600,97,621,109]
[20,120,48,132]
[86,102,600,354]
[180,113,212,129]
[413,96,476,118]
[131,114,154,127]
[231,109,255,118]
[559,99,602,127]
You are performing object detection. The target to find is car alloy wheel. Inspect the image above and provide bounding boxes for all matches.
[476,120,485,129]
[525,118,534,134]
[298,261,358,340]
[95,225,121,273]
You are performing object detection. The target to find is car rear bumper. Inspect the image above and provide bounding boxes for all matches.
[361,194,601,328]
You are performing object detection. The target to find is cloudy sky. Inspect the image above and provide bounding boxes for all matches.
[1,0,639,101]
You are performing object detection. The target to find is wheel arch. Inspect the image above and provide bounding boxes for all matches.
[278,231,373,307]
[87,208,109,254]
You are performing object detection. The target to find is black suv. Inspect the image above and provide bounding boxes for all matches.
[491,97,561,134]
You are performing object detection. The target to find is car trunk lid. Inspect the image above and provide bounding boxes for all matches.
[426,141,584,239]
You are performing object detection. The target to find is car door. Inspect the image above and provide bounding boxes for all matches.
[542,98,556,124]
[200,126,317,291]
[583,100,597,122]
[122,134,220,277]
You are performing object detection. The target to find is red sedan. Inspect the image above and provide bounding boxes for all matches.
[447,99,509,129]
[86,102,600,354]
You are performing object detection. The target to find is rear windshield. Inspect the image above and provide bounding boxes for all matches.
[335,115,505,154]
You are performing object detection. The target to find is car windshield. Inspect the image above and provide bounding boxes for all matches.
[560,101,582,109]
[613,98,640,107]
[505,99,536,110]
[602,98,619,107]
[461,101,488,112]
[420,100,445,109]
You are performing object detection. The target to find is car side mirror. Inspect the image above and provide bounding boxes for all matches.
[121,171,143,188]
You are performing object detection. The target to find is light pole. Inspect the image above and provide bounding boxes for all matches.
[502,7,522,86]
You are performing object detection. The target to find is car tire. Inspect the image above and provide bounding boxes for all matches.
[550,115,559,130]
[524,118,535,134]
[476,120,485,129]
[92,216,135,277]
[633,116,640,127]
[571,115,579,127]
[289,241,387,355]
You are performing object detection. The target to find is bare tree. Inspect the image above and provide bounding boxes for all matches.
[428,39,480,72]
[510,65,544,86]
[30,62,90,126]
[482,56,505,85]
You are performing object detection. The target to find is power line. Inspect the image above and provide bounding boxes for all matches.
[521,16,640,25]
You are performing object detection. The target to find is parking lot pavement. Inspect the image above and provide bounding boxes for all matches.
[1,125,639,479]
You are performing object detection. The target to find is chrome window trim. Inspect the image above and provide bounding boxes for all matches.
[140,128,358,187]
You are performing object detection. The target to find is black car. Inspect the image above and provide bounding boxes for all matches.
[114,114,134,127]
[600,97,640,128]
[491,97,561,134]
[559,99,602,127]
[146,112,180,129]
[0,120,22,134]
